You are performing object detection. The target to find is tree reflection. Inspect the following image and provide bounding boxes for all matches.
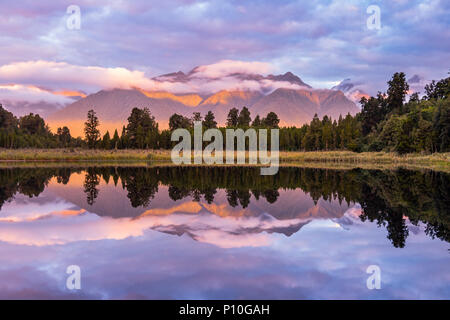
[0,166,448,247]
[83,168,100,206]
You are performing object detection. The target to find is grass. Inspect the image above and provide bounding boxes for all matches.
[0,148,172,161]
[0,148,449,171]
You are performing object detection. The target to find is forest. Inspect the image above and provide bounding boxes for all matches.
[0,72,449,154]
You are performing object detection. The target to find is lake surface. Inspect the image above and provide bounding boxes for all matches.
[0,165,448,299]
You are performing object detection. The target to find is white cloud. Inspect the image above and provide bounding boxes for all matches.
[0,59,309,103]
[0,60,156,92]
[0,84,72,104]
[191,59,274,79]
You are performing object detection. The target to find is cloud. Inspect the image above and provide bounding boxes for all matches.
[0,60,156,92]
[0,84,73,104]
[1,0,448,105]
[0,205,309,248]
[191,60,273,78]
[0,59,308,100]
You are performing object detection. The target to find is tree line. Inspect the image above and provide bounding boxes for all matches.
[1,71,449,153]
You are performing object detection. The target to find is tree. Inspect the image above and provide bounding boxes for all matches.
[102,131,111,149]
[56,126,71,147]
[169,113,192,131]
[226,108,239,127]
[262,112,280,128]
[433,99,450,152]
[386,72,409,114]
[424,74,450,100]
[19,113,47,135]
[126,107,158,148]
[0,104,18,130]
[112,129,120,149]
[192,112,202,122]
[84,109,100,149]
[203,111,217,129]
[120,126,128,149]
[360,96,383,135]
[252,115,261,127]
[237,107,251,127]
[321,116,333,150]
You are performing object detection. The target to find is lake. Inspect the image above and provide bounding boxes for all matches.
[0,165,448,299]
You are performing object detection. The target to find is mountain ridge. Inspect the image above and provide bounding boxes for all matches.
[47,69,359,136]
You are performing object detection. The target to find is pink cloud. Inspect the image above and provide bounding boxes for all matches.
[0,59,312,107]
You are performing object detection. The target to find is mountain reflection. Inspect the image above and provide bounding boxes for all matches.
[0,166,448,248]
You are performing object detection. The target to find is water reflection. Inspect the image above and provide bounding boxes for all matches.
[0,166,449,299]
[1,166,448,248]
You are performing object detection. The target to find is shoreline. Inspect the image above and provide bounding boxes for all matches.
[0,149,449,172]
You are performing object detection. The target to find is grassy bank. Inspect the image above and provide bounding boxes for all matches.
[0,148,449,171]
[0,148,172,161]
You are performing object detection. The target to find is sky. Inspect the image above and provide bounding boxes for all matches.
[0,0,449,113]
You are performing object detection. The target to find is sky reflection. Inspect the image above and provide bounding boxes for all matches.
[0,170,448,299]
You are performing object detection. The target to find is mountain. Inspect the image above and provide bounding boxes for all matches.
[332,78,369,104]
[251,88,359,126]
[196,90,264,124]
[2,100,65,118]
[47,69,359,136]
[46,174,351,246]
[47,88,194,136]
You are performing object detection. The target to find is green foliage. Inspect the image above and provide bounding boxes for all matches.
[262,111,280,128]
[84,109,100,149]
[424,73,450,100]
[111,129,120,149]
[362,72,450,154]
[56,126,71,147]
[19,113,48,135]
[0,104,18,129]
[203,111,217,129]
[192,112,202,122]
[386,72,409,114]
[237,106,251,127]
[169,113,192,131]
[251,115,262,127]
[126,107,159,148]
[226,107,239,127]
[102,131,111,149]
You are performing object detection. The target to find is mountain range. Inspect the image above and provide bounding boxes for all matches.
[42,67,361,136]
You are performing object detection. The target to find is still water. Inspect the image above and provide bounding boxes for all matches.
[0,166,448,299]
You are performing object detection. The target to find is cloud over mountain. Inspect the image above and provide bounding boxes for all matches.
[0,59,361,135]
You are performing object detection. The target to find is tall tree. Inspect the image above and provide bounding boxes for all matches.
[226,108,239,127]
[0,104,18,130]
[57,126,71,147]
[126,107,158,148]
[360,96,383,135]
[192,112,202,122]
[112,129,120,149]
[252,115,262,127]
[102,131,111,149]
[237,106,251,127]
[262,112,280,128]
[386,72,409,114]
[424,74,450,100]
[84,109,100,149]
[19,113,47,135]
[203,111,217,129]
[169,113,192,131]
[120,126,128,149]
